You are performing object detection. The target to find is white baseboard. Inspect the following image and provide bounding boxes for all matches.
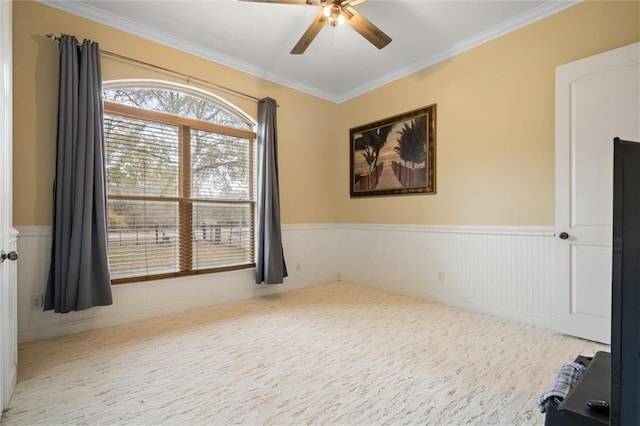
[15,223,558,342]
[336,223,556,329]
[18,277,331,343]
[15,224,338,342]
[346,278,556,331]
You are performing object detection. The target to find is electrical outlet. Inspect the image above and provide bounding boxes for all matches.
[438,272,445,283]
[296,262,302,271]
[31,295,43,310]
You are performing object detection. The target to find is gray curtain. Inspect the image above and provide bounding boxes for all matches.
[45,35,113,312]
[255,97,288,284]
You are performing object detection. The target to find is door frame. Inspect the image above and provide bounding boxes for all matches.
[0,0,16,413]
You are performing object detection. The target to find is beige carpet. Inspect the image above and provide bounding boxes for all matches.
[2,282,607,425]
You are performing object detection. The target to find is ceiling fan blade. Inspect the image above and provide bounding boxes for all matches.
[342,5,392,50]
[290,12,327,54]
[238,0,326,5]
[341,0,366,7]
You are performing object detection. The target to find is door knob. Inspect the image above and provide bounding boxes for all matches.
[1,251,18,262]
[558,232,570,240]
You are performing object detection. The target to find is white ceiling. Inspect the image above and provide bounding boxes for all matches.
[41,0,579,103]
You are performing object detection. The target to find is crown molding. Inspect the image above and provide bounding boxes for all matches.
[37,0,339,102]
[335,0,582,103]
[37,0,581,104]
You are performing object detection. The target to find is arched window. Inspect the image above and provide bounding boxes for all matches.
[103,80,256,282]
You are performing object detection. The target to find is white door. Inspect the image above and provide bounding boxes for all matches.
[0,0,16,414]
[556,42,640,344]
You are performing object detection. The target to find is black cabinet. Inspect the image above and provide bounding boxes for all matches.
[545,351,610,426]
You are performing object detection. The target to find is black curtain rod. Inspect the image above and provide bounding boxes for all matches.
[45,33,263,104]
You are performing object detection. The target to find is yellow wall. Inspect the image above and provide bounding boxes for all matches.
[12,0,339,226]
[13,1,640,228]
[336,0,640,225]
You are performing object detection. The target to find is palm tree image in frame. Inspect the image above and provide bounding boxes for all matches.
[350,104,436,197]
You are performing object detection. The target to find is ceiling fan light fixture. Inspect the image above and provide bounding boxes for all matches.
[251,0,392,54]
[324,4,344,27]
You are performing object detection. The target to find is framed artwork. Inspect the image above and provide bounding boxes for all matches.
[350,104,436,197]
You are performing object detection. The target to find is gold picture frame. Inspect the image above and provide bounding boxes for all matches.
[350,104,436,197]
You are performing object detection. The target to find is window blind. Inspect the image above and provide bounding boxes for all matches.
[104,102,255,283]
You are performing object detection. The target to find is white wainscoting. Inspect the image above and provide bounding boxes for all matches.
[336,224,557,330]
[16,223,557,343]
[15,224,339,343]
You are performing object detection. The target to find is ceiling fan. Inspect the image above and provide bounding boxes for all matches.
[239,0,392,54]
